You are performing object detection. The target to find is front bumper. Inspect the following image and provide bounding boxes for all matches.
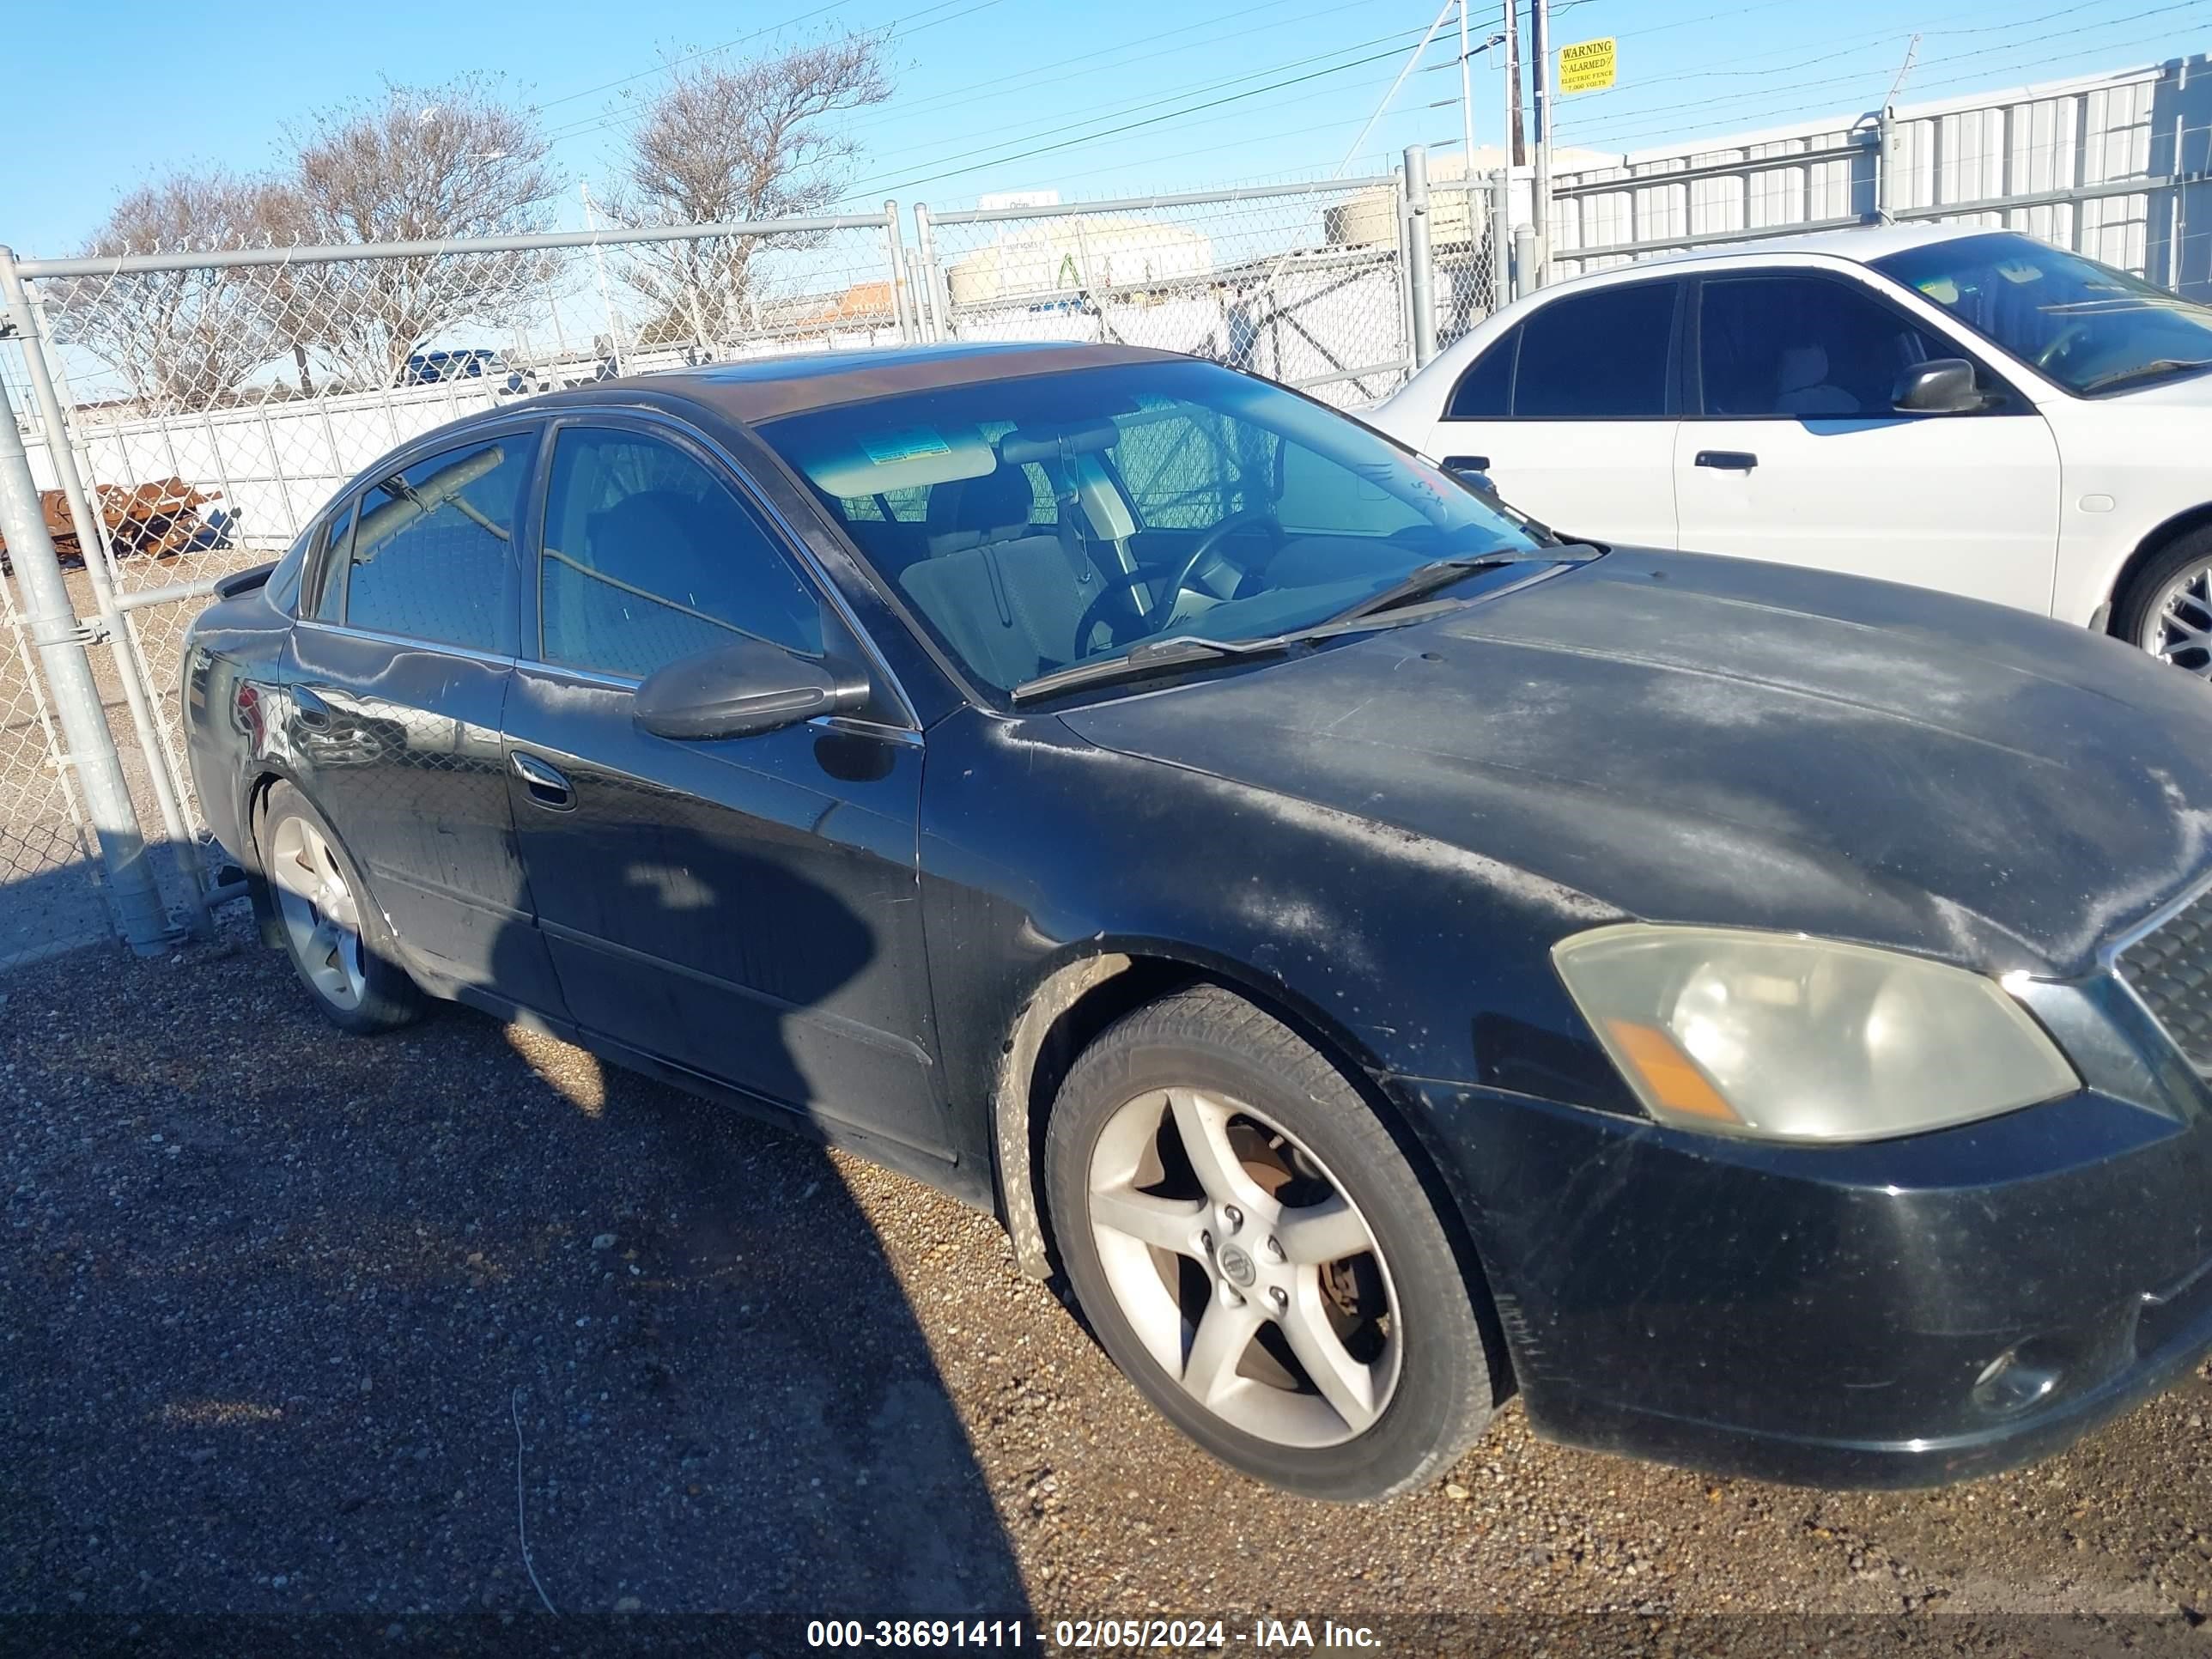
[1396,979,2212,1487]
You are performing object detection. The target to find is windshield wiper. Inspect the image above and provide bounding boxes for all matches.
[1007,599,1466,703]
[2080,358,2212,394]
[1327,545,1599,625]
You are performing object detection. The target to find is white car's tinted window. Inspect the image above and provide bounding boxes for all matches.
[1513,282,1677,418]
[338,438,528,650]
[538,428,825,681]
[1698,274,1948,417]
[1444,329,1516,419]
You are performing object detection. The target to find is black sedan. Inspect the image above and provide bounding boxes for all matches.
[182,341,2212,1503]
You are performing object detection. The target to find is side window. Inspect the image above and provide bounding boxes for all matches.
[1445,328,1517,419]
[1512,282,1678,419]
[308,499,356,623]
[538,428,827,682]
[1698,274,1955,417]
[340,438,530,650]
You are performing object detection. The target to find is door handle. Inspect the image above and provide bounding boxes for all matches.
[509,750,574,810]
[1441,453,1492,473]
[1694,450,1759,471]
[293,686,333,729]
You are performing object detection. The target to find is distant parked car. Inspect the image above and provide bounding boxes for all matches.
[1371,225,2212,675]
[403,349,504,386]
[182,343,2212,1502]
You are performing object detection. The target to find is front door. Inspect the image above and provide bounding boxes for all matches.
[1674,270,2061,614]
[501,417,947,1157]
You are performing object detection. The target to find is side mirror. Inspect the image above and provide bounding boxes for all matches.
[1893,358,1985,414]
[1438,454,1499,497]
[633,638,868,741]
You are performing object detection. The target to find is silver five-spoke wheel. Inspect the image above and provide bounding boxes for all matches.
[1086,1084,1401,1449]
[269,813,368,1012]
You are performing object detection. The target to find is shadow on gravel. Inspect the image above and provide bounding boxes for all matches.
[0,878,1032,1623]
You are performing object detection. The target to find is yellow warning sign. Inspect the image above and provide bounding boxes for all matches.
[1559,36,1617,94]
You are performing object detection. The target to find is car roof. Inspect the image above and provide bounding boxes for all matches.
[538,340,1188,426]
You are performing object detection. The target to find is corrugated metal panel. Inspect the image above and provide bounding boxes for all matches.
[1546,58,2203,287]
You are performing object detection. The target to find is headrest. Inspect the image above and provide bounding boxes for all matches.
[583,489,713,564]
[1776,344,1830,393]
[926,465,1035,556]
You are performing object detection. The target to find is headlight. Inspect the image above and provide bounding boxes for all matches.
[1551,924,2076,1143]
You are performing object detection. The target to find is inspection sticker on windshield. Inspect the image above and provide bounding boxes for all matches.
[860,427,953,466]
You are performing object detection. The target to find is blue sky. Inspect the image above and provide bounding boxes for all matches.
[6,0,2209,256]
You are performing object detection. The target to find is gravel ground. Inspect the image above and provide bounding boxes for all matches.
[5,912,2212,1654]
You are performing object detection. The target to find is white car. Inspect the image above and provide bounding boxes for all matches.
[1370,223,2212,673]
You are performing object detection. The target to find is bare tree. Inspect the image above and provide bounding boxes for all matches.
[606,34,891,349]
[46,173,296,411]
[281,76,561,386]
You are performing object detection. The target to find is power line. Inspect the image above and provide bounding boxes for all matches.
[839,0,1380,139]
[533,2,855,112]
[853,33,1455,197]
[1565,15,2210,150]
[1558,0,2207,143]
[836,23,1443,193]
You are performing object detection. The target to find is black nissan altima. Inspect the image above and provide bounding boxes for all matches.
[182,341,2212,1503]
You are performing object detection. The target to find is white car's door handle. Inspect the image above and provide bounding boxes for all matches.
[1694,449,1759,471]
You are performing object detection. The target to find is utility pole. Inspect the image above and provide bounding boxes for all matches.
[1502,0,1525,167]
[1458,1,1480,188]
[1530,0,1553,283]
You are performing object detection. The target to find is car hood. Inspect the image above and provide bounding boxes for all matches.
[1060,549,2212,976]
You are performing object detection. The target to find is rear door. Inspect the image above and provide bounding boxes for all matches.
[1674,269,2061,612]
[1422,276,1683,547]
[286,423,563,1009]
[501,415,949,1157]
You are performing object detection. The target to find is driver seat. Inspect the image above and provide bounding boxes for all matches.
[901,464,1097,688]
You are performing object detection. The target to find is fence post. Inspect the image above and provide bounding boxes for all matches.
[1875,106,1898,222]
[883,199,915,344]
[1403,146,1437,368]
[0,266,171,956]
[913,204,949,343]
[1489,169,1513,315]
[1512,224,1540,301]
[0,253,210,939]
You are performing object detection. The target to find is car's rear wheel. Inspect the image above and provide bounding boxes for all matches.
[260,781,422,1033]
[1043,984,1493,1502]
[2113,526,2212,677]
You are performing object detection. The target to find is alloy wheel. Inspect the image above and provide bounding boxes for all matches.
[2142,557,2212,677]
[1085,1085,1401,1449]
[269,815,368,1012]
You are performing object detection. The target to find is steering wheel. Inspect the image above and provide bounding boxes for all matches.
[1073,510,1282,651]
[2035,321,2094,370]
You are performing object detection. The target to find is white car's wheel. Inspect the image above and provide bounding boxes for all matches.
[2116,526,2212,678]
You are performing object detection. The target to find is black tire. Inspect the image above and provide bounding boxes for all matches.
[2111,524,2212,672]
[258,781,424,1035]
[1043,983,1494,1502]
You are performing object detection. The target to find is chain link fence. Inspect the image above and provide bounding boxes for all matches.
[916,169,1491,410]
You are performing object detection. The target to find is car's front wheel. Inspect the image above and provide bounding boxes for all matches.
[2113,525,2212,677]
[1043,984,1495,1502]
[260,781,423,1034]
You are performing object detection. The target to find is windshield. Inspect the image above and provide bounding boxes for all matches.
[1873,232,2212,396]
[755,359,1545,694]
